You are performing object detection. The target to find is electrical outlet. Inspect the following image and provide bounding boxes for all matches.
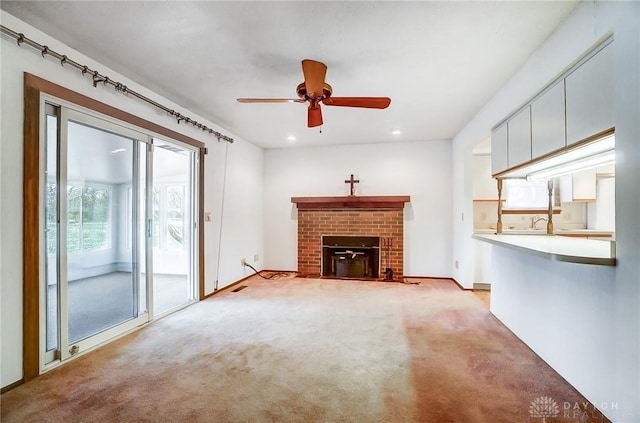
[563,212,571,221]
[455,260,459,269]
[241,258,246,266]
[253,254,259,262]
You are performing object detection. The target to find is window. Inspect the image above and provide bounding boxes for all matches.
[64,184,111,253]
[152,184,187,252]
[166,185,185,250]
[504,179,550,209]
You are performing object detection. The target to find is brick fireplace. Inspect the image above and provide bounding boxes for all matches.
[291,196,410,280]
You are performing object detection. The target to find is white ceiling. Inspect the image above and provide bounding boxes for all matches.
[2,1,578,149]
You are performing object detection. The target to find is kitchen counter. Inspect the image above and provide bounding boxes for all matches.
[472,233,616,266]
[554,229,614,238]
[474,228,614,237]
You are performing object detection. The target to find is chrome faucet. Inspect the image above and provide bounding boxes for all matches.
[531,216,548,229]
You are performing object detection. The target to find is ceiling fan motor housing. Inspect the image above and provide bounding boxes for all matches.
[296,82,333,101]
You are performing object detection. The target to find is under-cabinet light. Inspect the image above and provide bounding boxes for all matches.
[500,134,615,179]
[527,150,615,180]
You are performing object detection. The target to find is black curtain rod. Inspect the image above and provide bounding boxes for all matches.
[0,25,234,143]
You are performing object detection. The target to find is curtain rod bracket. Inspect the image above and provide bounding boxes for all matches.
[41,45,48,57]
[92,72,104,87]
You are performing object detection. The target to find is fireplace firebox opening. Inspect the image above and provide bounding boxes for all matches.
[322,236,380,279]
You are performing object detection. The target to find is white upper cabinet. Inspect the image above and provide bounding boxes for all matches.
[565,42,614,146]
[531,80,566,158]
[491,123,508,175]
[507,106,531,168]
[559,168,597,202]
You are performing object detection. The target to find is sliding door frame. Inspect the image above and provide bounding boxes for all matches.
[23,73,206,382]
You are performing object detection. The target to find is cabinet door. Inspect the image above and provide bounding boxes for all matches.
[491,123,508,175]
[572,169,597,201]
[531,80,566,158]
[559,169,596,202]
[566,43,613,145]
[507,106,531,168]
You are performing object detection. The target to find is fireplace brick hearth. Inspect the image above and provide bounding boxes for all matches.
[292,197,409,280]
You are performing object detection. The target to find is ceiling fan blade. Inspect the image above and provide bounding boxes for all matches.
[237,98,305,103]
[301,59,327,99]
[308,104,323,128]
[322,97,391,109]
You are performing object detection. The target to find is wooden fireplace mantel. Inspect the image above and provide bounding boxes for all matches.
[291,195,410,210]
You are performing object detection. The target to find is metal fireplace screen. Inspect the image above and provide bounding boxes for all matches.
[321,236,380,278]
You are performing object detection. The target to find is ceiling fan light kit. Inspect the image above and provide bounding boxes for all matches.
[237,59,391,128]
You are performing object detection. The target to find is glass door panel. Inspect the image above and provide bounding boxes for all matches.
[44,109,58,359]
[152,139,197,315]
[65,120,143,344]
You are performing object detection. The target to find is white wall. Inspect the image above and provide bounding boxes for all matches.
[207,137,264,290]
[451,2,639,421]
[0,11,264,388]
[490,246,616,404]
[263,140,452,277]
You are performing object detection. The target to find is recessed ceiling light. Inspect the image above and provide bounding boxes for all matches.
[111,148,126,154]
[392,130,401,135]
[287,136,296,142]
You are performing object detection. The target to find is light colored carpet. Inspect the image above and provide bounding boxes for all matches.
[1,277,608,422]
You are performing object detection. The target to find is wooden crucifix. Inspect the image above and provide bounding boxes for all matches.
[345,174,360,196]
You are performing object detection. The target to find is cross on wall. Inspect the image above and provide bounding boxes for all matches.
[344,174,360,196]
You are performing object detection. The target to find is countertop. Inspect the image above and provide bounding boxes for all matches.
[472,233,616,266]
[474,228,614,237]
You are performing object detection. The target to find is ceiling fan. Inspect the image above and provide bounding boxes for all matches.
[237,59,391,128]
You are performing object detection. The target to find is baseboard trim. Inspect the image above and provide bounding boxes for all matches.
[403,276,471,291]
[1,378,24,394]
[404,275,455,281]
[202,275,254,299]
[201,269,299,299]
[204,273,478,297]
[451,278,472,291]
[262,269,297,274]
[473,283,491,291]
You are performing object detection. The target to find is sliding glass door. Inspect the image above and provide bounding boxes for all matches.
[42,102,198,367]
